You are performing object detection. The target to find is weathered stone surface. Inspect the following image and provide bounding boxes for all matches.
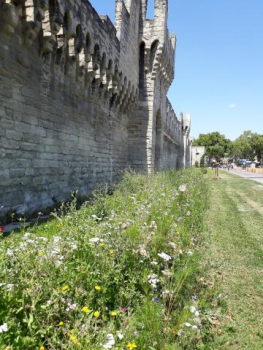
[192,146,206,166]
[0,0,191,222]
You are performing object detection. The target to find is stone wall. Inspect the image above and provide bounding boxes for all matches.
[162,99,181,169]
[0,0,192,222]
[192,146,206,166]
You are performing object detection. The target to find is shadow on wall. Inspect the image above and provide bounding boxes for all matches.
[155,109,162,171]
[128,41,148,172]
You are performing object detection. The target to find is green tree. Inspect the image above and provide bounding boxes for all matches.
[233,130,263,161]
[193,132,233,161]
[251,133,263,162]
[233,131,253,160]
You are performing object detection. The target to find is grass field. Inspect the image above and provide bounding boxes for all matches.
[1,169,262,349]
[201,170,263,349]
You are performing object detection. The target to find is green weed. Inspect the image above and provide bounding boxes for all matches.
[0,169,209,349]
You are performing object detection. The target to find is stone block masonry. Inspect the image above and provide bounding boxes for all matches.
[0,0,192,222]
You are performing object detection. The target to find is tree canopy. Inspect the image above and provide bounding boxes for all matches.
[194,130,263,162]
[233,131,263,161]
[193,132,232,160]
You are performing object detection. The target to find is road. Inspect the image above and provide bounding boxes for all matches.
[224,168,263,184]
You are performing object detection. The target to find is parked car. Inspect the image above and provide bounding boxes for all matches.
[237,159,246,167]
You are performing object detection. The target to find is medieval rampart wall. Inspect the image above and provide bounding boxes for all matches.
[0,0,139,219]
[0,0,191,222]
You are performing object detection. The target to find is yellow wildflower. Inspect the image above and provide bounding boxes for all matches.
[70,335,77,342]
[39,251,44,256]
[93,311,99,318]
[82,306,90,313]
[40,347,45,350]
[59,321,64,326]
[77,342,81,347]
[62,285,69,291]
[94,285,101,291]
[99,243,105,246]
[127,343,137,349]
[110,311,117,317]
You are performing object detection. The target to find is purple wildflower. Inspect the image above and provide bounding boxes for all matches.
[119,307,127,312]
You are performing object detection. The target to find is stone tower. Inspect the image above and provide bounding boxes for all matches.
[128,0,178,172]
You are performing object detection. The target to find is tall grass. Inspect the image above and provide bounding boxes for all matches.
[0,168,209,349]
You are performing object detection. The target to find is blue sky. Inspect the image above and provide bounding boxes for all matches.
[89,0,263,140]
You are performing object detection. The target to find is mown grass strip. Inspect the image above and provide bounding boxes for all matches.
[200,171,263,350]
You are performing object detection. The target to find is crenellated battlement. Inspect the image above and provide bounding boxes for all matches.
[139,0,176,89]
[164,98,182,146]
[0,0,139,111]
[0,0,191,222]
[0,0,175,109]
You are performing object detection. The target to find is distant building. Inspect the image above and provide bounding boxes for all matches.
[192,146,206,166]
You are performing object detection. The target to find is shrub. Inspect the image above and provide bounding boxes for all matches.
[200,155,206,168]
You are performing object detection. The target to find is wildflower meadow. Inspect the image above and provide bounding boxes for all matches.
[0,169,211,349]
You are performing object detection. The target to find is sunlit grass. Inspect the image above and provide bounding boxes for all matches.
[199,171,263,350]
[0,168,210,349]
